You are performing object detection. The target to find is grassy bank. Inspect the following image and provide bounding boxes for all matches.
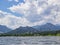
[0,33,60,36]
[0,30,60,36]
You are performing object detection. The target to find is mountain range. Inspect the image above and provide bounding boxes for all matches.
[0,23,60,34]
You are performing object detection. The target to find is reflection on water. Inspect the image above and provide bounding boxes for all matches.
[0,36,60,45]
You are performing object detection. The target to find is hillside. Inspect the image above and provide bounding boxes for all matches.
[0,25,12,33]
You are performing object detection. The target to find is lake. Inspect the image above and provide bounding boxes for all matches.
[0,36,60,45]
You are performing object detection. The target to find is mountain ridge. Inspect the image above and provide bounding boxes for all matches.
[33,23,60,31]
[7,26,39,34]
[0,25,12,33]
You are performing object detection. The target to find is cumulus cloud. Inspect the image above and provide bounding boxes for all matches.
[0,0,59,29]
[0,10,33,29]
[8,0,60,25]
[0,10,48,29]
[8,0,48,22]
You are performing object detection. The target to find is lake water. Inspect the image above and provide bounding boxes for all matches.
[0,36,60,45]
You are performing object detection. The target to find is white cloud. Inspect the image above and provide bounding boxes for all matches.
[8,0,60,25]
[0,0,59,29]
[0,10,47,29]
[0,10,33,29]
[8,0,19,2]
[8,0,48,22]
[15,0,19,2]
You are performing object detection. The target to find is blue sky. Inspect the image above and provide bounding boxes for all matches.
[0,0,60,29]
[0,0,24,16]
